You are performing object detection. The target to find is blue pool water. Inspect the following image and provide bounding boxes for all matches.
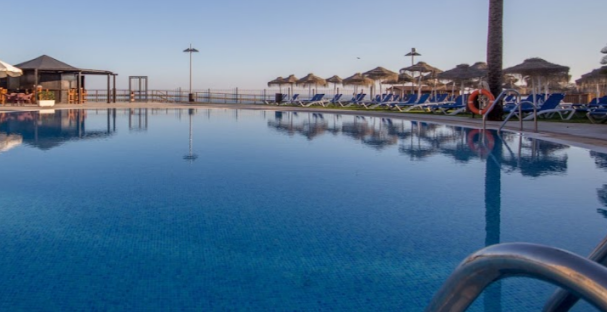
[0,109,605,311]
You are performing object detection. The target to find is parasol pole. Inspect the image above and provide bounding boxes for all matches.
[532,77,538,132]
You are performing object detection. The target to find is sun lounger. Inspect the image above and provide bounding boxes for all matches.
[431,95,468,115]
[365,94,394,109]
[405,94,450,112]
[390,94,430,112]
[296,94,325,107]
[587,108,607,123]
[322,94,343,106]
[338,93,366,107]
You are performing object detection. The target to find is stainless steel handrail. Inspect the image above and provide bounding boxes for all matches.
[480,88,521,132]
[544,235,607,311]
[424,243,607,312]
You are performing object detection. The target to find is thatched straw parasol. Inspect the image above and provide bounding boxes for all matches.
[383,73,414,97]
[504,58,570,125]
[283,74,298,97]
[471,62,488,72]
[267,76,286,93]
[363,66,398,97]
[601,44,607,54]
[438,64,487,81]
[504,57,570,95]
[576,66,607,97]
[400,62,442,96]
[326,75,343,94]
[343,73,374,94]
[438,64,487,97]
[296,73,327,96]
[504,57,569,77]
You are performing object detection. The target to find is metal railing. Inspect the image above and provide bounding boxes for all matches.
[479,88,523,132]
[544,235,607,311]
[424,243,607,312]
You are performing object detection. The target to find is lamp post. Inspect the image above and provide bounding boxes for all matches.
[405,47,421,66]
[405,48,421,94]
[183,44,199,102]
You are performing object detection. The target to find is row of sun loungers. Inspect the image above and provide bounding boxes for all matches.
[263,93,607,123]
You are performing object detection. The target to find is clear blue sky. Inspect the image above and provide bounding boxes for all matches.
[4,0,606,90]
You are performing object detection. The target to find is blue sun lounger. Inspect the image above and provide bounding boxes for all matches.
[338,93,366,107]
[296,94,325,107]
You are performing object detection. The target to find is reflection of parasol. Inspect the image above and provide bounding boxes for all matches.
[296,73,327,97]
[0,133,23,153]
[326,75,343,95]
[0,59,23,78]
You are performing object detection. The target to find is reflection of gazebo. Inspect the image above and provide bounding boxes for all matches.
[0,110,115,150]
[6,55,117,104]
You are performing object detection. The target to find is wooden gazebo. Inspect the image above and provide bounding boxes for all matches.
[10,55,117,104]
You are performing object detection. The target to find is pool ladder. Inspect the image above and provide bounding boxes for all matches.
[481,88,541,133]
[424,238,607,312]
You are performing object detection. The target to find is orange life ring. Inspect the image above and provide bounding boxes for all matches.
[467,129,495,155]
[467,89,495,115]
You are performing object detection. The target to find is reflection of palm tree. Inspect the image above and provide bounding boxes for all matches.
[484,131,502,312]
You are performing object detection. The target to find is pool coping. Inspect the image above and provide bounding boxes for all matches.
[2,102,607,153]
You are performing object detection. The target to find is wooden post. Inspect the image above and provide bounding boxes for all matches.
[107,74,111,104]
[113,75,117,103]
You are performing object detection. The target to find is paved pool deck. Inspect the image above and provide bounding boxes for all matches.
[2,102,607,153]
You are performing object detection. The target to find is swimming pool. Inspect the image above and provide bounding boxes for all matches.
[0,109,605,311]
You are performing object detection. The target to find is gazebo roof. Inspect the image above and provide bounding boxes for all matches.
[15,55,79,71]
[14,55,116,75]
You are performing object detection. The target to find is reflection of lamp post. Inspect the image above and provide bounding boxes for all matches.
[183,109,198,162]
[183,44,199,102]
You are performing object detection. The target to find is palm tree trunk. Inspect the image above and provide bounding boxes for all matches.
[486,0,504,121]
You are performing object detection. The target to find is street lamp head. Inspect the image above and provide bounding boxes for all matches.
[405,47,421,57]
[184,48,199,53]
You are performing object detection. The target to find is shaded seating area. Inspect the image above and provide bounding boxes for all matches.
[1,55,117,104]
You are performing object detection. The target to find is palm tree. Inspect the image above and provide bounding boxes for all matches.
[486,0,504,121]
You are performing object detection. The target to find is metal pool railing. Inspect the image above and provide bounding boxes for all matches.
[424,243,607,312]
[83,88,363,104]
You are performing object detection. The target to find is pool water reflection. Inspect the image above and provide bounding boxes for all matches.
[0,109,605,311]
